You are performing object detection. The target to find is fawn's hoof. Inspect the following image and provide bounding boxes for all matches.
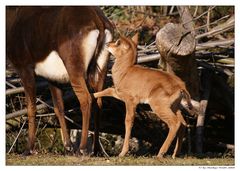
[118,151,127,157]
[172,154,176,159]
[156,153,164,159]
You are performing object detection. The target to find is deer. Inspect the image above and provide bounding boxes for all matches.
[93,33,194,159]
[6,6,113,155]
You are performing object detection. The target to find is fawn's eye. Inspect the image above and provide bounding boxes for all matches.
[116,39,121,46]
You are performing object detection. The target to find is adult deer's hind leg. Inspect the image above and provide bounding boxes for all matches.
[59,38,93,155]
[49,83,72,152]
[19,68,37,155]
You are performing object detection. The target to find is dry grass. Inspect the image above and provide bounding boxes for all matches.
[6,153,234,166]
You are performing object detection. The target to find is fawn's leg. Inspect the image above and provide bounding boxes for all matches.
[150,100,181,158]
[119,100,136,157]
[94,87,121,100]
[172,110,187,159]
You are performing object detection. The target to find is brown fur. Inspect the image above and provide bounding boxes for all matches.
[94,33,193,158]
[7,6,113,155]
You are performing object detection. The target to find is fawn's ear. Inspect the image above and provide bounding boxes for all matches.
[131,32,139,45]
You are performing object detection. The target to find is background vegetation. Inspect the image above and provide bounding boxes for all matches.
[6,6,234,165]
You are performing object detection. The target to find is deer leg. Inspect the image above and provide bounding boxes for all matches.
[158,114,181,158]
[151,103,181,158]
[172,110,187,159]
[92,98,100,155]
[59,44,93,155]
[70,77,92,155]
[94,87,121,100]
[158,115,180,158]
[119,101,136,157]
[49,84,72,152]
[19,69,37,155]
[90,72,107,156]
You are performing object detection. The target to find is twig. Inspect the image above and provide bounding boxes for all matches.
[6,78,21,84]
[36,113,56,117]
[35,116,42,136]
[99,139,110,158]
[6,81,16,89]
[207,7,211,31]
[196,23,234,40]
[193,6,198,17]
[194,14,230,31]
[7,119,27,154]
[169,6,175,15]
[183,6,216,26]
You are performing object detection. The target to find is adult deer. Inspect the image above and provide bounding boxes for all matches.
[6,6,113,155]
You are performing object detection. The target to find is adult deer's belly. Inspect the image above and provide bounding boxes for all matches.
[34,51,70,83]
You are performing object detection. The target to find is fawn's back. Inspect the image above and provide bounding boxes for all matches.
[109,34,188,104]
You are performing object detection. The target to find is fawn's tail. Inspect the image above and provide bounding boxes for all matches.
[180,89,193,110]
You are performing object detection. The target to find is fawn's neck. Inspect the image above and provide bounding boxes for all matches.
[112,55,135,86]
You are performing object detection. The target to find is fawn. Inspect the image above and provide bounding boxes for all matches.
[93,33,193,158]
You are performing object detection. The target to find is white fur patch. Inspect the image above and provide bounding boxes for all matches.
[82,29,99,71]
[34,51,69,83]
[140,98,149,104]
[97,29,113,71]
[94,29,113,81]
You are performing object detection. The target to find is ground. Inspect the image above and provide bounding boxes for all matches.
[6,153,234,166]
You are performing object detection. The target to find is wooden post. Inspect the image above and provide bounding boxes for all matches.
[196,69,212,154]
[156,6,201,154]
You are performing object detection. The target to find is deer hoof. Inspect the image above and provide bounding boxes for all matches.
[119,151,127,157]
[157,153,164,159]
[22,149,38,156]
[79,148,88,156]
[65,145,73,152]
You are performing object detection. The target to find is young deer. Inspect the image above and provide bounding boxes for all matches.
[7,7,113,155]
[94,33,193,158]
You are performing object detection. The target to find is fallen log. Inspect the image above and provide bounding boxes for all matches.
[6,91,75,120]
[6,81,48,96]
[217,142,234,150]
[196,39,234,51]
[137,54,160,63]
[6,87,24,96]
[6,103,48,120]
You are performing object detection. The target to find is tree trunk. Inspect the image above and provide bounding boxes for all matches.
[156,6,202,154]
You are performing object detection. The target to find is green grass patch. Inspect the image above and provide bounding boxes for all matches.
[6,153,234,166]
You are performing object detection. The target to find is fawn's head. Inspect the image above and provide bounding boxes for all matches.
[106,33,138,61]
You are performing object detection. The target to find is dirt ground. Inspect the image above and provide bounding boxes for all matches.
[6,153,234,166]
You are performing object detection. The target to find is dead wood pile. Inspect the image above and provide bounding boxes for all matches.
[6,6,234,156]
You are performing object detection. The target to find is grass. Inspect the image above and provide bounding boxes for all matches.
[6,153,234,166]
